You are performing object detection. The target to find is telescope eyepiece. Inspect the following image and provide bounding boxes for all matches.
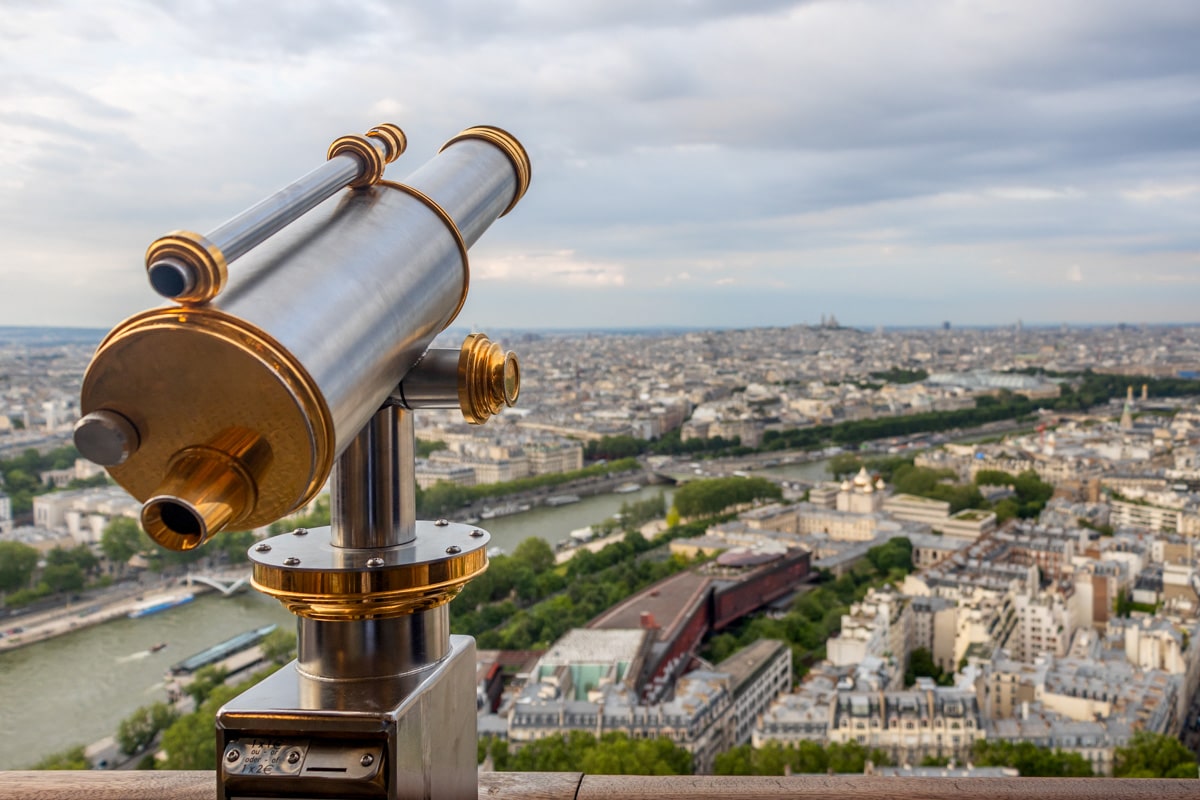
[139,427,272,551]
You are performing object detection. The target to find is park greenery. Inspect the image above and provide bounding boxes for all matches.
[672,476,782,519]
[451,478,791,652]
[714,740,891,775]
[452,525,708,651]
[0,513,258,609]
[416,438,447,458]
[905,646,953,687]
[971,740,1094,776]
[116,702,179,757]
[1112,731,1198,778]
[99,516,256,573]
[481,730,693,774]
[869,367,929,384]
[0,539,104,607]
[585,430,748,462]
[158,667,282,770]
[30,745,90,770]
[0,445,104,517]
[827,452,1055,524]
[703,537,913,681]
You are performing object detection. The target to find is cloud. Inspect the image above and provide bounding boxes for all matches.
[1067,264,1084,283]
[2,0,1199,327]
[474,250,626,287]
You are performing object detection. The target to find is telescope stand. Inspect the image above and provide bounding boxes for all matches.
[219,406,488,800]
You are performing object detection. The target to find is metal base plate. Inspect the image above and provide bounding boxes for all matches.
[216,635,478,800]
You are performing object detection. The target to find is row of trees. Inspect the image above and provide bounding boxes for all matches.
[673,476,782,519]
[590,369,1200,467]
[0,539,105,606]
[714,740,890,775]
[0,516,259,610]
[585,430,749,462]
[482,731,693,774]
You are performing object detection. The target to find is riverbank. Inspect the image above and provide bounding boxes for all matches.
[0,569,248,654]
[455,467,656,522]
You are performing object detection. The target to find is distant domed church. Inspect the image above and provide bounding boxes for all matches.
[836,467,886,514]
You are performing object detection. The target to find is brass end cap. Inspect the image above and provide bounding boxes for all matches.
[440,125,531,216]
[74,409,140,467]
[458,333,519,425]
[145,231,227,304]
[329,123,406,188]
[367,123,407,162]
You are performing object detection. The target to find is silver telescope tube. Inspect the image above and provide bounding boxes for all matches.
[216,134,525,449]
[77,125,530,549]
[145,124,408,304]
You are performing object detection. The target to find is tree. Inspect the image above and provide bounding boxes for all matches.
[502,731,691,775]
[673,476,782,518]
[101,517,147,570]
[829,453,865,479]
[713,740,888,775]
[973,469,1015,487]
[160,683,243,770]
[30,744,90,770]
[905,647,952,686]
[513,537,555,573]
[41,561,85,593]
[865,537,912,574]
[0,540,39,593]
[213,530,257,564]
[261,627,298,665]
[972,740,1093,777]
[117,702,179,756]
[1113,732,1198,778]
[185,664,229,707]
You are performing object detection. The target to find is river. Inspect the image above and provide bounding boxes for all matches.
[0,590,296,769]
[0,459,833,769]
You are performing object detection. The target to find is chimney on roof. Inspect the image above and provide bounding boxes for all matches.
[640,611,658,630]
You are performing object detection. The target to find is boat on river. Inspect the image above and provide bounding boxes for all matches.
[545,494,580,507]
[168,623,278,676]
[614,482,642,494]
[480,502,532,519]
[127,592,195,619]
[569,526,595,543]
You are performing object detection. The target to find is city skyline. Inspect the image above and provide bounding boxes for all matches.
[3,1,1199,330]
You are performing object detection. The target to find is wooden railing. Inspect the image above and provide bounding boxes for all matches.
[0,772,1197,800]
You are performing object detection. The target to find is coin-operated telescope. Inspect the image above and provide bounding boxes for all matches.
[76,122,530,800]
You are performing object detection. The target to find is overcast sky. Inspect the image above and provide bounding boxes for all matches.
[3,0,1198,331]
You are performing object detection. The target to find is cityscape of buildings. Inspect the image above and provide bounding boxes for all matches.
[2,323,1200,775]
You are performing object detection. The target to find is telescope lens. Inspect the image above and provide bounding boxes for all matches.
[147,258,196,299]
[159,501,203,539]
[142,497,207,550]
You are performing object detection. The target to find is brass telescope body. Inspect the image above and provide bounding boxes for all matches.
[78,125,530,552]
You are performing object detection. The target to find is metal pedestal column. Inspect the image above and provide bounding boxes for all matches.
[218,407,488,800]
